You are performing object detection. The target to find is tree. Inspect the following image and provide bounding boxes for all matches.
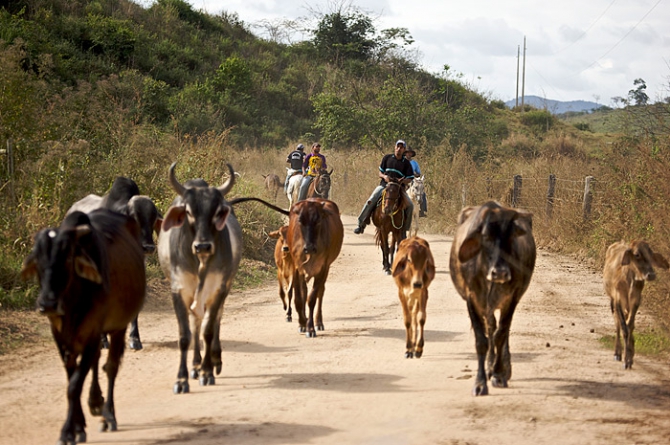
[312,10,376,64]
[628,78,649,106]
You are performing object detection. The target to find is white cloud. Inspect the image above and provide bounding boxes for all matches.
[176,0,670,103]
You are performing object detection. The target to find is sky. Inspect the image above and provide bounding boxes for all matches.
[176,0,670,105]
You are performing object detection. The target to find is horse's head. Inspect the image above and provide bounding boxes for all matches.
[314,169,332,198]
[382,180,403,216]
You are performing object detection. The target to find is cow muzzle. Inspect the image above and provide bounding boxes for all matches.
[486,266,511,283]
[143,244,156,254]
[194,242,213,255]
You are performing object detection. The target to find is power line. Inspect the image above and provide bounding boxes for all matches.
[552,0,617,55]
[579,0,663,74]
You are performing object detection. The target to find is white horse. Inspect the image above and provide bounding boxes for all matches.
[286,173,303,207]
[408,176,425,237]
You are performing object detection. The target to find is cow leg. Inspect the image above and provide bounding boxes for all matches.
[611,299,623,361]
[190,311,202,379]
[624,302,640,369]
[491,298,520,387]
[200,293,226,386]
[467,300,489,396]
[286,285,293,322]
[485,312,497,380]
[294,273,308,333]
[60,343,97,445]
[211,304,224,375]
[128,315,142,350]
[414,295,427,359]
[87,344,104,416]
[614,301,628,364]
[99,329,126,432]
[172,292,191,394]
[306,272,327,337]
[315,274,327,331]
[400,293,413,358]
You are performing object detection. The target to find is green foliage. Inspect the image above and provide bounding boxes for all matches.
[313,10,376,64]
[520,109,555,134]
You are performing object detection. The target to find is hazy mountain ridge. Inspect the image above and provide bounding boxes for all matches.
[505,95,603,114]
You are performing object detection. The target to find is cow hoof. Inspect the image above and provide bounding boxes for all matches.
[624,363,633,370]
[100,420,108,432]
[200,375,215,386]
[306,331,317,338]
[317,325,325,331]
[405,351,413,359]
[286,316,292,322]
[472,384,489,396]
[128,338,143,351]
[299,326,306,333]
[491,376,508,388]
[414,350,423,359]
[215,363,222,374]
[614,354,622,361]
[173,381,189,394]
[89,404,103,416]
[384,269,392,275]
[190,369,199,379]
[76,431,87,443]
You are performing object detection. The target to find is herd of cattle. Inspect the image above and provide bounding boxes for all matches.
[19,163,668,444]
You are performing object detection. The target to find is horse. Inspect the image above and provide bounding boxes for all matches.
[262,173,282,201]
[407,176,425,237]
[307,169,332,200]
[286,173,303,207]
[371,180,407,274]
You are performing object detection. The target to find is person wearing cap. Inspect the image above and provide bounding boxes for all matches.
[353,140,414,238]
[297,143,327,201]
[284,143,306,192]
[404,147,427,217]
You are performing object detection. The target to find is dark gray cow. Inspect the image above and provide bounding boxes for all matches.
[68,176,162,350]
[158,163,242,394]
[449,201,536,396]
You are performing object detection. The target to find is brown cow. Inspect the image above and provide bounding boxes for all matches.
[269,225,295,322]
[263,173,282,201]
[449,201,536,396]
[21,209,146,444]
[287,198,344,337]
[392,236,436,358]
[603,240,669,369]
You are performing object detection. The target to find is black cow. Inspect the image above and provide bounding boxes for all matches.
[68,176,162,350]
[158,163,242,394]
[449,201,536,396]
[21,209,146,444]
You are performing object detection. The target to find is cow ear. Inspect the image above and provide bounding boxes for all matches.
[392,258,406,277]
[652,252,670,270]
[457,206,476,224]
[268,230,280,239]
[153,217,163,235]
[74,254,102,284]
[163,205,186,231]
[621,249,633,266]
[214,204,231,231]
[21,255,38,280]
[425,260,436,283]
[458,235,481,263]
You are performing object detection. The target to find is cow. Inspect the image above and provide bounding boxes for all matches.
[286,173,303,207]
[158,162,242,394]
[286,198,343,337]
[269,225,295,322]
[263,173,282,201]
[391,236,435,358]
[21,209,146,444]
[603,240,669,369]
[67,176,163,350]
[449,201,536,396]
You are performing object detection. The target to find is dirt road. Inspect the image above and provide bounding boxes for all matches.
[2,214,670,445]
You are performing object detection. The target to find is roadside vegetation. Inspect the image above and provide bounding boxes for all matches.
[2,0,670,356]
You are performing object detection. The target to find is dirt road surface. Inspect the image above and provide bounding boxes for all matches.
[2,214,670,445]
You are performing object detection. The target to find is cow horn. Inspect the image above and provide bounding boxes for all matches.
[168,162,187,197]
[218,164,236,196]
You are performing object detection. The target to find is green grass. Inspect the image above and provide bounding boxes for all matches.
[599,328,670,357]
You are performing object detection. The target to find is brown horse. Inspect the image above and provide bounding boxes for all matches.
[307,169,332,200]
[372,181,407,274]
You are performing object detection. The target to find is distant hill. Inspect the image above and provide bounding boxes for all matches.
[505,95,603,114]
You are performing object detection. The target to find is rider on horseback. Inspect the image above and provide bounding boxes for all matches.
[298,143,328,201]
[353,140,414,238]
[284,143,306,192]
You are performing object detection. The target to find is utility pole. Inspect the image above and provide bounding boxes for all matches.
[515,45,520,109]
[521,36,526,112]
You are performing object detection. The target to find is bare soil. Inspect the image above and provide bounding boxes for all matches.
[2,214,670,445]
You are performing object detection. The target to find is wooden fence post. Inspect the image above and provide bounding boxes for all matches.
[512,174,522,208]
[546,174,556,219]
[583,176,594,221]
